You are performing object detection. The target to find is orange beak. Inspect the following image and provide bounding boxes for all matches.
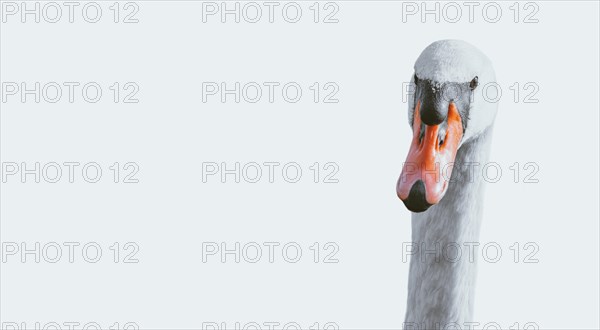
[397,101,463,212]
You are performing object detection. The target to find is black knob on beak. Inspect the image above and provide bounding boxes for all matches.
[415,79,453,126]
[420,101,448,126]
[401,180,432,213]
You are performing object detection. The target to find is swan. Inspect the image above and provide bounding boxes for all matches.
[396,40,498,329]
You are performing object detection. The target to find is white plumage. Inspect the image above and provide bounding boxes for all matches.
[404,40,499,328]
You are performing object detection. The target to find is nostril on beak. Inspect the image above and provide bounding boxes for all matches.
[401,180,432,213]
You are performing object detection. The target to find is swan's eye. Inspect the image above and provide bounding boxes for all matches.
[414,74,419,85]
[469,76,479,90]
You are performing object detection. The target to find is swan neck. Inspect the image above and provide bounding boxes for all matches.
[405,127,494,329]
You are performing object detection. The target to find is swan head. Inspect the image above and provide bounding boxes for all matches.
[397,40,498,213]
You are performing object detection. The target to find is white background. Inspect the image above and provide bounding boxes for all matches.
[1,1,599,329]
